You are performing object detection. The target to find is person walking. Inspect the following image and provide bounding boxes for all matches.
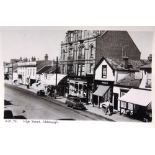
[104,101,110,115]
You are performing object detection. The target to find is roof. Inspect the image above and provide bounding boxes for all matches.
[43,74,67,86]
[36,60,53,71]
[140,63,152,69]
[93,85,110,97]
[116,73,141,88]
[37,65,56,74]
[119,88,151,106]
[95,56,146,71]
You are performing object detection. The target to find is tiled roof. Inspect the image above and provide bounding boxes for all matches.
[140,63,151,69]
[36,60,53,71]
[37,65,56,74]
[105,57,146,71]
[115,73,141,88]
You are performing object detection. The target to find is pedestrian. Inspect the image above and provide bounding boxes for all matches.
[109,102,113,116]
[105,101,110,115]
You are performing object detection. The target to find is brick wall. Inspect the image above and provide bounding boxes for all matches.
[96,31,141,65]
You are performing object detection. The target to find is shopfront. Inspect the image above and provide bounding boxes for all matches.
[68,79,87,100]
[119,88,152,121]
[93,80,114,107]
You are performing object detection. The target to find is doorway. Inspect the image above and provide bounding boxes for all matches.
[113,93,118,110]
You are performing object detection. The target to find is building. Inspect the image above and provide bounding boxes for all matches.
[36,54,56,82]
[139,63,152,89]
[94,56,152,121]
[17,57,37,85]
[16,54,56,86]
[60,30,141,102]
[4,59,20,80]
[94,56,144,107]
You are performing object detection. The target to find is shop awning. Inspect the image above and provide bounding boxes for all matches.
[119,88,151,107]
[93,85,110,97]
[44,74,67,86]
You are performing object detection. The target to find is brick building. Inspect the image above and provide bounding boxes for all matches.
[59,30,141,102]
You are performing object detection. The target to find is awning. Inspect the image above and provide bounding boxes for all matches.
[93,85,110,97]
[119,88,151,107]
[44,74,67,86]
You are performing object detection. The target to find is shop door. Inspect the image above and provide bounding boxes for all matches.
[114,93,118,110]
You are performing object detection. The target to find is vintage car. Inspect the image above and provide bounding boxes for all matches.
[66,97,87,111]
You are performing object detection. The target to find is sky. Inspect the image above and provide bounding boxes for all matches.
[0,29,153,62]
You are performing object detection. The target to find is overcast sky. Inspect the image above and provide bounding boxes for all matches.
[0,29,153,62]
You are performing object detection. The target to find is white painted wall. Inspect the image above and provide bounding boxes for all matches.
[139,70,152,89]
[115,71,129,82]
[13,72,18,81]
[95,59,115,81]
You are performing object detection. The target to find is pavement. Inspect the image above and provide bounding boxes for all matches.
[4,80,142,122]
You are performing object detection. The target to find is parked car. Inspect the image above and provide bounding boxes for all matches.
[37,90,45,96]
[66,97,87,110]
[4,110,26,119]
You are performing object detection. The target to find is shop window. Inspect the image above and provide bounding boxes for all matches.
[102,65,107,78]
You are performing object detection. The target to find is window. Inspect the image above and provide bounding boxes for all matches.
[102,65,107,78]
[90,44,94,58]
[81,64,85,76]
[33,68,35,76]
[78,64,81,76]
[62,65,65,74]
[67,64,74,75]
[62,50,65,60]
[90,64,94,74]
[78,64,85,76]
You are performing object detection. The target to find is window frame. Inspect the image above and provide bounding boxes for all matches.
[102,65,107,78]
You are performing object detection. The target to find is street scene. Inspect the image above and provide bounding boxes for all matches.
[3,29,152,122]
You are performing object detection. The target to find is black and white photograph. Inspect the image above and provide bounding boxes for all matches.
[0,1,155,155]
[2,28,153,122]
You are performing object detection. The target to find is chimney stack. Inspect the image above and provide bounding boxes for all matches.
[123,56,129,69]
[45,54,48,61]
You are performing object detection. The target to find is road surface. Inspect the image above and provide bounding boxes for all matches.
[4,84,107,120]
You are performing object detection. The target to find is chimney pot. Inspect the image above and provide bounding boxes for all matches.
[45,54,48,61]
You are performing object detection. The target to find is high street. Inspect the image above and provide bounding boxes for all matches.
[4,84,107,120]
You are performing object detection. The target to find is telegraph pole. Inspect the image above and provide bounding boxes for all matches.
[55,56,58,98]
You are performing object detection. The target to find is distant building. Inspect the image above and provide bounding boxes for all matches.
[4,59,20,80]
[17,58,37,85]
[60,30,141,101]
[17,54,55,86]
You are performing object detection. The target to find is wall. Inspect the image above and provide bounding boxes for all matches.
[115,70,129,83]
[95,59,115,81]
[96,31,141,65]
[139,70,152,89]
[60,35,96,76]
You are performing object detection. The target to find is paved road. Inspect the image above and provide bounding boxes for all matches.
[4,84,107,120]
